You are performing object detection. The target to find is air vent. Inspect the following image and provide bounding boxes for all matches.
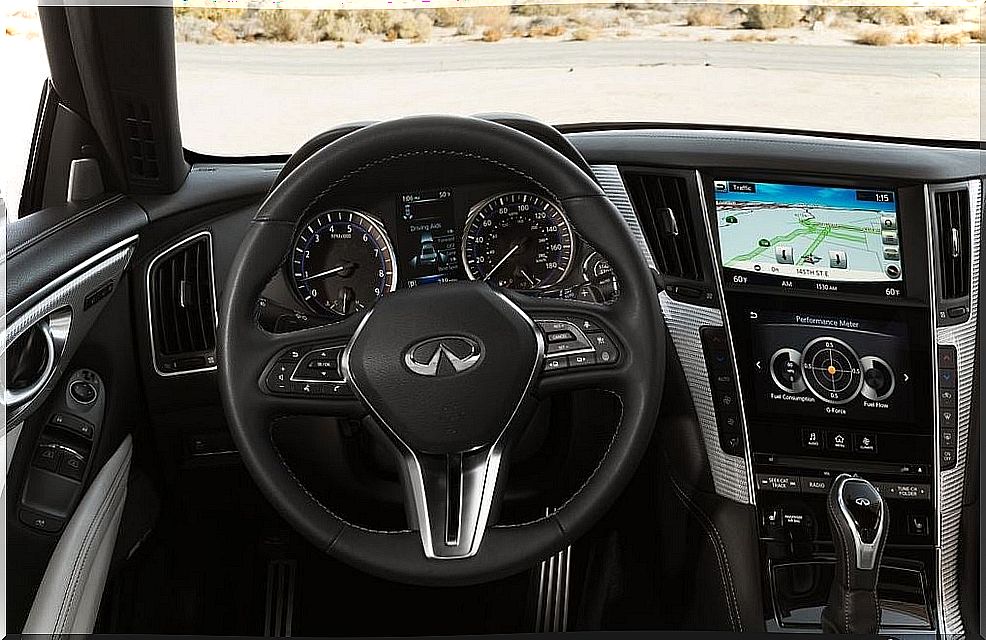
[933,187,970,300]
[148,232,217,375]
[622,171,703,280]
[120,97,160,181]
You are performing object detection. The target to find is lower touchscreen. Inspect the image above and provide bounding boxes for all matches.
[748,309,915,424]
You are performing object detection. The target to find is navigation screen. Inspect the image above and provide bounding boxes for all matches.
[396,189,463,288]
[714,181,902,295]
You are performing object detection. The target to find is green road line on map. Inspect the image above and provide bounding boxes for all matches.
[726,228,812,264]
[798,227,831,265]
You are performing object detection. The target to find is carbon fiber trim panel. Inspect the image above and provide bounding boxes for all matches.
[931,179,981,637]
[592,164,752,504]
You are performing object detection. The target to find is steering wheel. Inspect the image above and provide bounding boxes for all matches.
[218,116,665,586]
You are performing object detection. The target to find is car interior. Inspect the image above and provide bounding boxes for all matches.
[4,5,981,638]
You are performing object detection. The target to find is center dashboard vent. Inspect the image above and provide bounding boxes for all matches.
[622,171,703,281]
[148,232,217,375]
[932,186,971,302]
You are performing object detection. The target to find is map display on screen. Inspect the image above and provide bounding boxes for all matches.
[714,181,901,284]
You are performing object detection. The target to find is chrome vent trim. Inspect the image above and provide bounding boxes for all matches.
[593,164,752,504]
[146,231,219,377]
[930,179,980,637]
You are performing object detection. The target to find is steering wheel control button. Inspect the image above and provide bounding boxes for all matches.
[48,413,95,439]
[69,380,98,405]
[536,318,620,371]
[543,356,568,372]
[292,347,345,383]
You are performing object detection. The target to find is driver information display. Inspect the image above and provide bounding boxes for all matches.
[714,181,902,292]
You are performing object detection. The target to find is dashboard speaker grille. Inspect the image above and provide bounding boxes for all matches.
[933,187,970,300]
[621,171,703,281]
[148,233,217,374]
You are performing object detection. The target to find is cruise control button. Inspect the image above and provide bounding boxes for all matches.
[546,330,576,343]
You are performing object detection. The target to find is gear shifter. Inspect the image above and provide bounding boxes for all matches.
[821,474,888,634]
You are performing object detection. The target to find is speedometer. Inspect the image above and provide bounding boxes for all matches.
[289,209,396,317]
[461,192,574,290]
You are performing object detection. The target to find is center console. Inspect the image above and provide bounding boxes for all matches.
[707,177,940,631]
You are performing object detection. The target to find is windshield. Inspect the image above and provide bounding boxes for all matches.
[174,2,982,154]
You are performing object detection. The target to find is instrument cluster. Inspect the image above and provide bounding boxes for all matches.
[261,185,618,328]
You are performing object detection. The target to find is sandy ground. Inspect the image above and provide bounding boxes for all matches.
[175,39,981,154]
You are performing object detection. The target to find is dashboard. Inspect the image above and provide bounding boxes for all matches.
[258,181,618,331]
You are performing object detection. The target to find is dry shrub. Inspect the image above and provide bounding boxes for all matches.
[852,6,918,26]
[743,5,801,29]
[482,27,504,42]
[515,3,582,17]
[730,31,777,42]
[968,25,984,41]
[685,6,725,27]
[900,29,923,44]
[175,7,244,22]
[211,23,237,43]
[855,28,896,46]
[572,26,597,40]
[926,7,966,25]
[259,10,314,42]
[928,29,970,45]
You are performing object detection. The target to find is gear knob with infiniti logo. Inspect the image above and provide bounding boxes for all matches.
[821,474,889,634]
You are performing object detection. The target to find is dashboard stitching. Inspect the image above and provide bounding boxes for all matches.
[268,421,412,535]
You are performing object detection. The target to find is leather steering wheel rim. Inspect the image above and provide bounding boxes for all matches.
[218,115,665,586]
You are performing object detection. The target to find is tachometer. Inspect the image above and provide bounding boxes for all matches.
[289,209,396,317]
[461,192,574,290]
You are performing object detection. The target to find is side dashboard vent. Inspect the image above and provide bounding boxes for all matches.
[148,232,217,375]
[622,171,703,281]
[932,187,971,300]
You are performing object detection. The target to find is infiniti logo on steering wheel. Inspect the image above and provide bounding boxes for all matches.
[404,336,483,377]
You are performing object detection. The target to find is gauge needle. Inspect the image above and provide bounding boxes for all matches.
[302,263,351,281]
[519,269,536,286]
[484,245,521,282]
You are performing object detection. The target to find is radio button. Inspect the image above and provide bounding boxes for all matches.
[801,477,831,494]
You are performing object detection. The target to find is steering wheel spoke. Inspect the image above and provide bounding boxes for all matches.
[395,443,506,560]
